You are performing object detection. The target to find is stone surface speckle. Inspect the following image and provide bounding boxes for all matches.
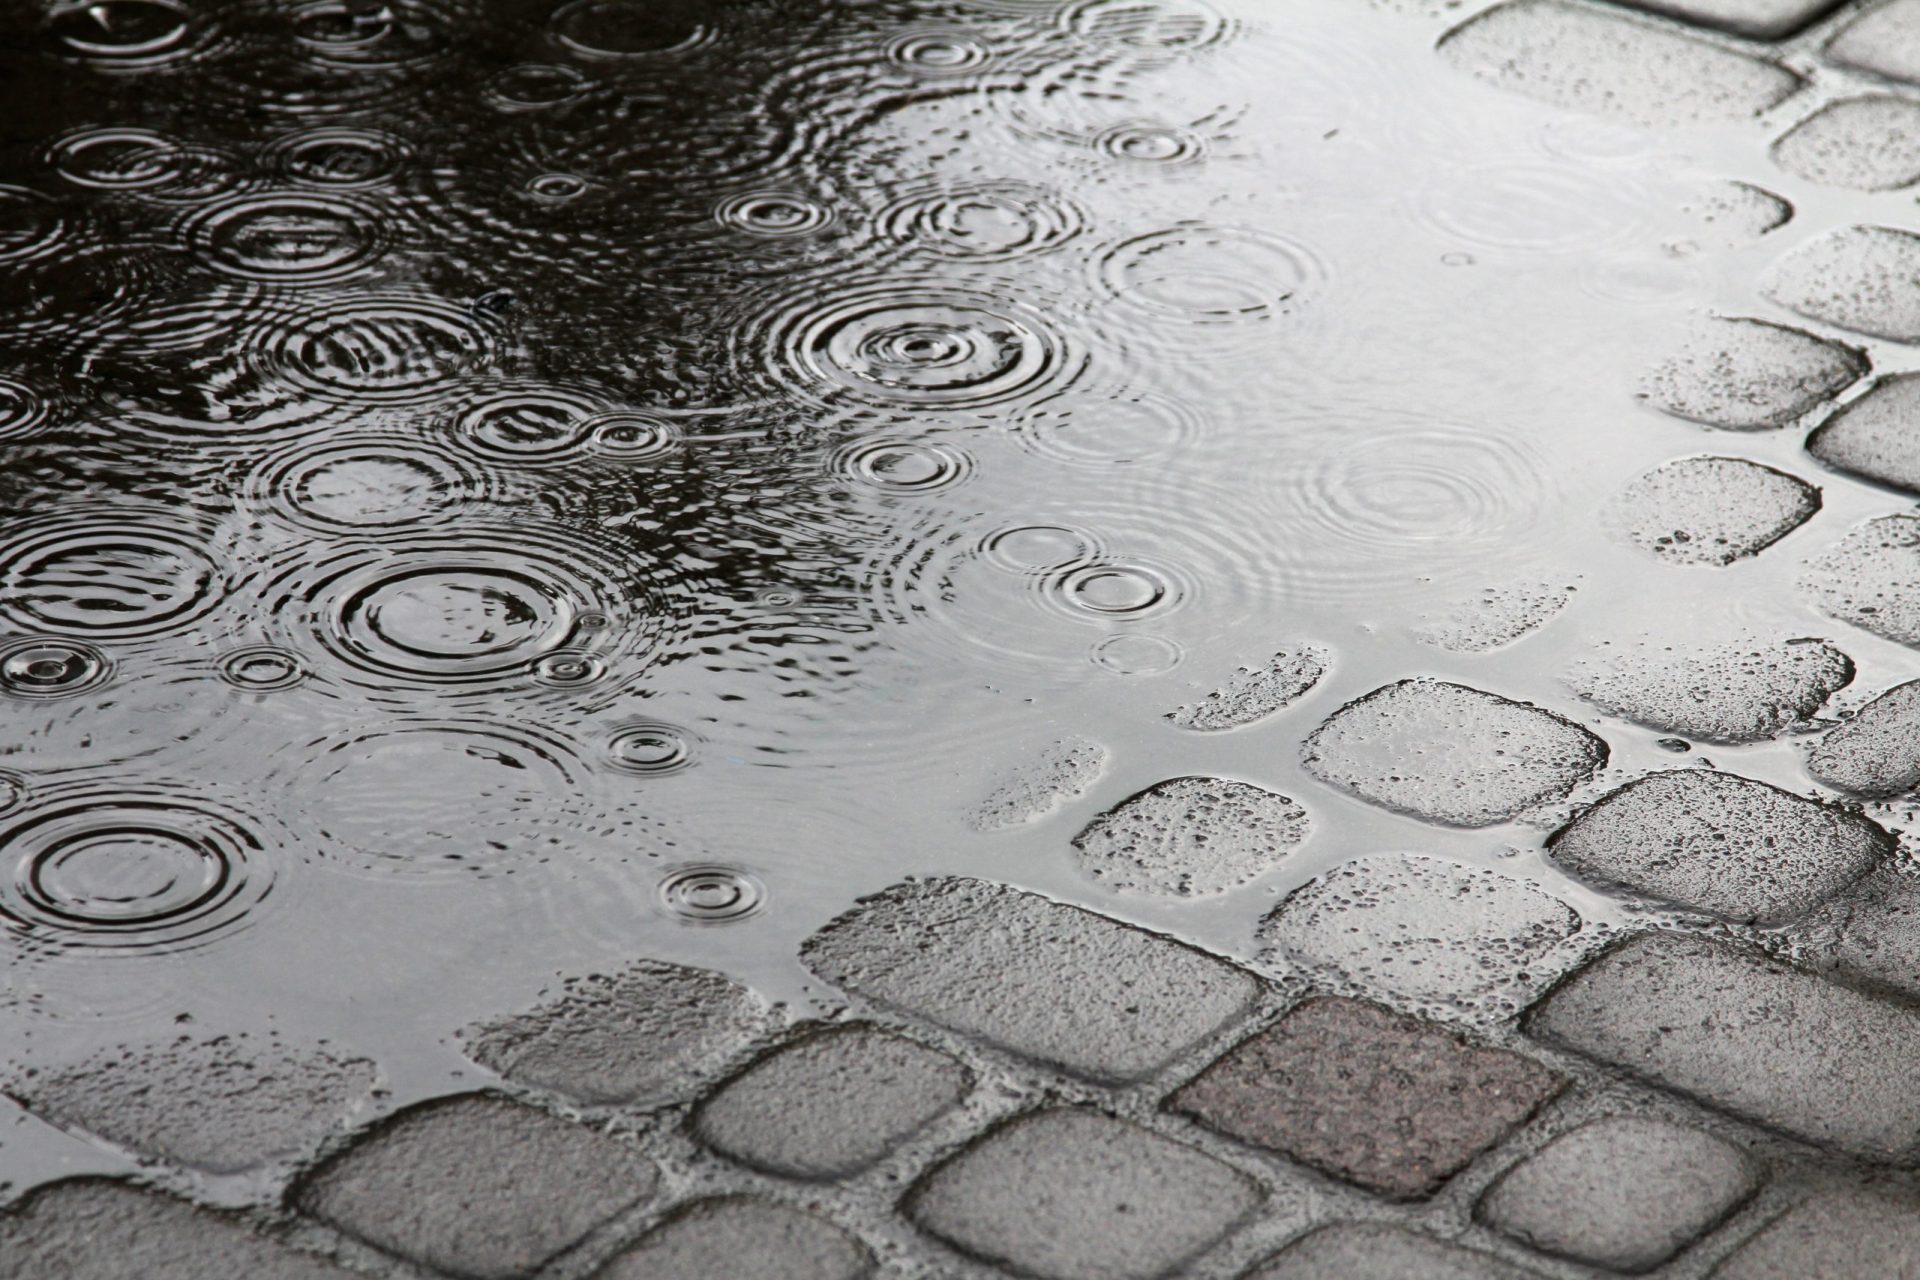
[1808,680,1920,796]
[1608,456,1819,567]
[1802,515,1920,648]
[1071,775,1310,896]
[1166,646,1329,731]
[1638,316,1864,432]
[1764,225,1920,341]
[1566,636,1853,743]
[594,1198,872,1280]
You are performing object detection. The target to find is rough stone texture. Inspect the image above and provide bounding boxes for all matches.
[1807,680,1920,796]
[1808,374,1920,495]
[1803,515,1920,647]
[1828,0,1920,87]
[1528,932,1920,1160]
[6,1033,377,1175]
[906,1109,1261,1280]
[294,1093,658,1280]
[1247,1223,1547,1280]
[1709,1188,1920,1279]
[1794,867,1920,1001]
[1547,769,1889,925]
[1301,679,1607,828]
[1679,181,1792,245]
[1771,97,1920,190]
[967,736,1107,831]
[692,1026,971,1179]
[1763,226,1920,342]
[1070,776,1310,896]
[1169,997,1563,1200]
[1166,646,1328,731]
[0,1178,362,1280]
[1413,580,1573,652]
[1609,0,1847,38]
[800,877,1260,1084]
[1637,316,1865,432]
[1476,1116,1762,1273]
[1608,456,1819,566]
[594,1199,871,1280]
[1438,0,1803,127]
[459,960,770,1106]
[1566,636,1853,743]
[1258,854,1579,1006]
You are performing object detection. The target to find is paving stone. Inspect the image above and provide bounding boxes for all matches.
[1566,636,1854,743]
[1679,181,1793,245]
[1763,225,1920,342]
[1794,867,1920,1000]
[1169,997,1563,1200]
[1476,1116,1762,1272]
[1301,679,1608,828]
[294,1092,658,1280]
[594,1198,871,1280]
[1771,97,1920,190]
[1438,1,1804,127]
[691,1025,971,1179]
[1803,514,1920,647]
[1828,0,1920,87]
[906,1108,1261,1280]
[1258,854,1580,1007]
[1637,316,1864,432]
[1528,931,1920,1160]
[1413,579,1573,652]
[801,877,1259,1084]
[1070,776,1310,897]
[1609,455,1818,566]
[1547,769,1889,924]
[1246,1223,1547,1280]
[1165,646,1328,730]
[1807,374,1920,495]
[459,959,770,1106]
[0,1178,363,1280]
[1709,1187,1920,1279]
[1807,680,1920,795]
[1606,0,1847,39]
[967,736,1107,831]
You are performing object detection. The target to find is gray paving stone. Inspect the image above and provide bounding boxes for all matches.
[1528,932,1920,1160]
[800,877,1260,1084]
[460,959,770,1106]
[1608,0,1847,39]
[294,1092,658,1280]
[967,736,1107,831]
[906,1108,1261,1280]
[691,1025,971,1180]
[1246,1223,1547,1280]
[1709,1187,1920,1279]
[1566,636,1853,743]
[1807,680,1920,796]
[1165,646,1328,731]
[1301,679,1608,828]
[1547,770,1889,924]
[1772,97,1920,190]
[1828,0,1920,87]
[1169,997,1563,1200]
[1794,867,1920,1000]
[1476,1116,1762,1273]
[1608,456,1819,566]
[1412,579,1572,653]
[1637,316,1864,432]
[1071,776,1310,897]
[1679,181,1792,245]
[1763,225,1920,342]
[594,1198,871,1280]
[1438,1,1803,127]
[1808,374,1920,495]
[1803,514,1920,647]
[0,1178,363,1280]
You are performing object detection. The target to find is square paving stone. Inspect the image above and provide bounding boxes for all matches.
[1605,0,1848,39]
[1169,997,1563,1200]
[1829,0,1920,86]
[1608,456,1819,566]
[691,1025,971,1179]
[1772,97,1920,190]
[1246,1223,1547,1280]
[0,1178,363,1280]
[1637,316,1865,431]
[1804,515,1920,648]
[293,1092,658,1280]
[800,877,1260,1084]
[1545,769,1891,925]
[594,1198,871,1280]
[906,1108,1262,1280]
[1808,374,1920,497]
[1808,683,1920,797]
[1476,1116,1762,1273]
[1528,932,1920,1161]
[1709,1187,1920,1278]
[1763,226,1920,342]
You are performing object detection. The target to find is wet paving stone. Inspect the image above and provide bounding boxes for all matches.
[1610,0,1848,39]
[1546,769,1890,924]
[1709,1187,1920,1278]
[1070,776,1310,897]
[1637,316,1865,432]
[1413,579,1573,653]
[1807,374,1920,495]
[1608,456,1819,566]
[1803,514,1920,647]
[0,1178,363,1280]
[1793,867,1920,1000]
[1529,932,1920,1161]
[594,1198,871,1280]
[1169,997,1563,1200]
[1763,225,1920,341]
[1807,680,1920,796]
[1438,0,1804,126]
[1771,97,1920,191]
[1827,0,1920,86]
[1247,1222,1547,1280]
[905,1108,1261,1280]
[800,877,1260,1084]
[293,1092,658,1280]
[1301,679,1608,828]
[967,736,1108,831]
[1566,636,1853,743]
[1476,1116,1762,1273]
[1165,646,1329,731]
[1680,181,1794,244]
[691,1025,971,1180]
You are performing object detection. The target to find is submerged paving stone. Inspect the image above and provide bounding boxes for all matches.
[294,1093,658,1280]
[1438,0,1803,127]
[594,1199,871,1280]
[1808,374,1920,495]
[800,877,1260,1084]
[1165,646,1328,731]
[1301,679,1608,828]
[692,1025,971,1179]
[1608,0,1847,38]
[1807,680,1920,796]
[0,1178,362,1280]
[1679,181,1793,245]
[966,736,1107,831]
[1763,226,1920,341]
[906,1108,1261,1280]
[459,959,770,1106]
[1794,867,1920,1000]
[1803,515,1920,647]
[1529,932,1920,1160]
[1608,456,1819,566]
[1709,1187,1920,1278]
[1637,316,1864,432]
[1476,1116,1762,1273]
[1565,636,1854,743]
[1413,579,1573,652]
[1828,0,1920,86]
[1070,776,1310,896]
[1247,1223,1547,1280]
[1771,97,1920,190]
[1169,997,1563,1200]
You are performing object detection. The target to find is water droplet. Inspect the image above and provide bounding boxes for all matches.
[216,646,308,692]
[551,0,711,57]
[885,29,992,74]
[832,438,973,493]
[1097,223,1319,326]
[252,292,498,405]
[1048,560,1181,618]
[0,638,112,699]
[52,127,183,190]
[586,413,681,460]
[878,181,1087,260]
[248,432,496,532]
[0,774,27,815]
[186,192,385,282]
[1014,390,1201,465]
[1093,122,1206,164]
[529,648,609,688]
[268,126,407,188]
[486,63,589,111]
[982,524,1102,573]
[49,0,195,63]
[1091,633,1184,675]
[0,376,51,440]
[454,389,601,462]
[657,864,764,922]
[0,186,65,264]
[1064,0,1233,54]
[526,172,590,203]
[0,512,222,640]
[606,722,695,776]
[715,190,835,237]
